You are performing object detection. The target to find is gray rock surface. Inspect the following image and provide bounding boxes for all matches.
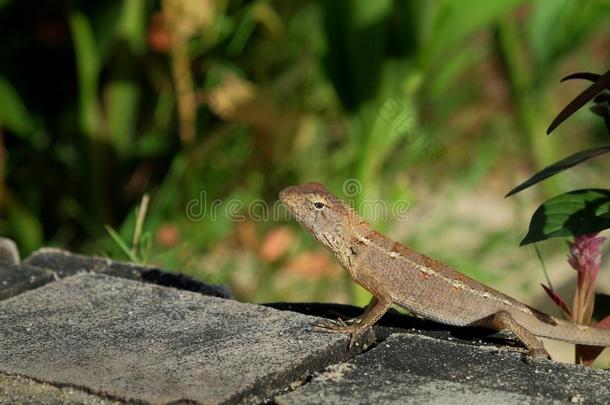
[0,264,55,301]
[0,273,369,404]
[26,248,232,298]
[0,237,20,265]
[277,333,610,404]
[0,373,119,405]
[2,249,610,404]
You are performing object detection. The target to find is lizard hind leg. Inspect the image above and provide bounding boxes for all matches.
[315,295,391,348]
[481,310,550,359]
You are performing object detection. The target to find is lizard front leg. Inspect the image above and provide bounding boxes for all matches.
[477,310,550,359]
[315,295,392,348]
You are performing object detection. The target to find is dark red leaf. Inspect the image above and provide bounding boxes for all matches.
[576,316,610,366]
[578,344,602,366]
[561,72,603,83]
[541,284,572,317]
[595,315,610,329]
[593,93,610,103]
[506,146,610,197]
[547,70,610,135]
[590,104,610,136]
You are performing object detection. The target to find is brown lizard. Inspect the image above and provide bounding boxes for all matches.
[279,182,610,358]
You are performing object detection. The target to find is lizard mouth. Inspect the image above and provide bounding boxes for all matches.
[281,202,296,218]
[278,189,298,218]
[281,201,302,222]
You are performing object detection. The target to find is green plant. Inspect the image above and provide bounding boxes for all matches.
[0,1,609,306]
[106,194,152,264]
[508,70,610,365]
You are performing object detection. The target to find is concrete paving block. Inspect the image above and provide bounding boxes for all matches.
[0,264,55,301]
[26,248,232,298]
[276,333,610,404]
[0,273,367,404]
[0,373,119,405]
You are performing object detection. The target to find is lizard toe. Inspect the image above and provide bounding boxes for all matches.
[526,348,551,360]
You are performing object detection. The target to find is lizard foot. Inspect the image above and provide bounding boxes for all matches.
[314,318,362,332]
[526,348,551,360]
[494,346,527,357]
[494,345,551,361]
[314,319,371,348]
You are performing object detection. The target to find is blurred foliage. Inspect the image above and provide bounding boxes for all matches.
[0,0,609,304]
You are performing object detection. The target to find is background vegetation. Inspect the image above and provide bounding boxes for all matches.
[1,0,609,333]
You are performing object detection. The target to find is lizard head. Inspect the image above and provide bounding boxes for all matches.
[279,183,357,250]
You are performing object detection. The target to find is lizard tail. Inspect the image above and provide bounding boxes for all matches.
[533,316,610,346]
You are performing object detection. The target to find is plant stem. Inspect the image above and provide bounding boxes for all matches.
[131,194,150,257]
[163,0,196,145]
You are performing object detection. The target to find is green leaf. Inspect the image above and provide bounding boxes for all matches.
[529,0,607,75]
[423,0,525,68]
[68,9,102,137]
[5,195,43,255]
[506,145,610,197]
[105,224,138,262]
[321,0,393,110]
[521,189,610,245]
[0,74,35,136]
[139,232,152,264]
[116,0,146,53]
[104,0,146,156]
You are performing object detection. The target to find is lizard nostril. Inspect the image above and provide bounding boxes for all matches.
[279,189,288,201]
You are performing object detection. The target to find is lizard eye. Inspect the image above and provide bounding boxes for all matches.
[314,202,325,210]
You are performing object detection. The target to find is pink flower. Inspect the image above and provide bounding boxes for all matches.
[567,233,606,283]
[542,233,608,365]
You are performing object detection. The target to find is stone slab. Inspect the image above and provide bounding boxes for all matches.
[0,264,55,301]
[0,373,118,405]
[276,333,610,404]
[0,273,367,404]
[26,248,232,298]
[0,237,20,265]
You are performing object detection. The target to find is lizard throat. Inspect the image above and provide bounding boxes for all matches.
[315,229,359,270]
